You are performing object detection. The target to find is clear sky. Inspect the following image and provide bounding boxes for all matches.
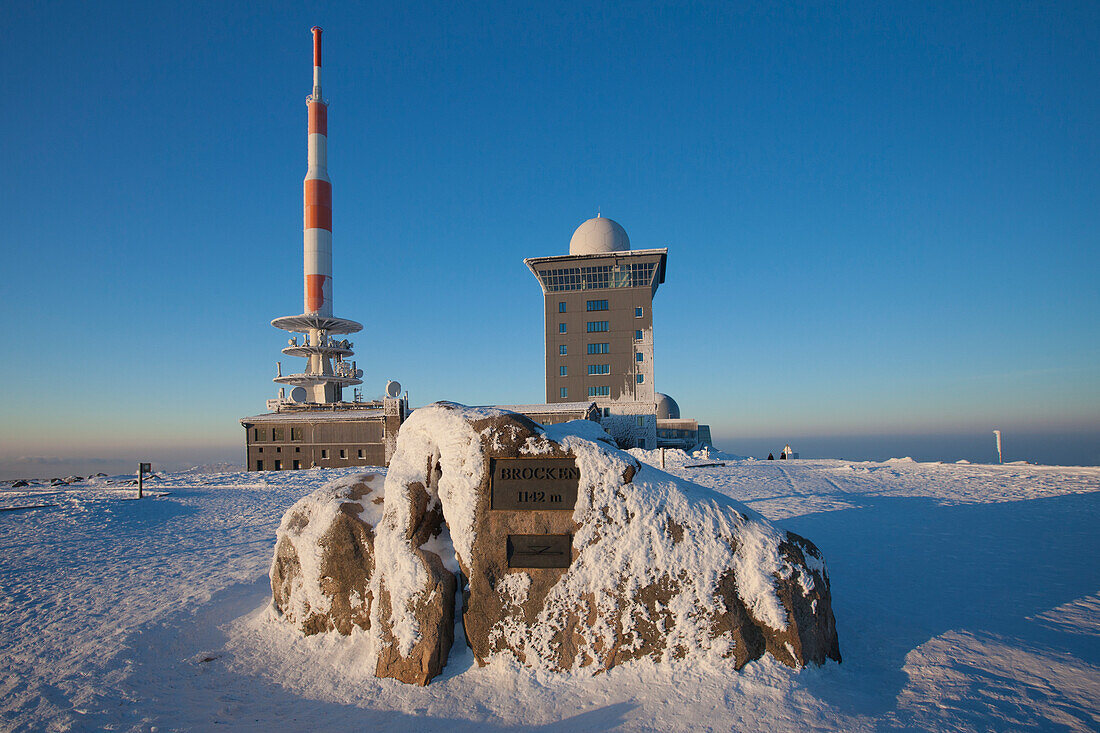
[2,0,1098,476]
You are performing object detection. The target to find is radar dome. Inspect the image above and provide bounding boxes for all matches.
[655,393,680,420]
[569,216,630,255]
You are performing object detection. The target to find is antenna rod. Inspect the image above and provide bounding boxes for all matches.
[303,26,332,317]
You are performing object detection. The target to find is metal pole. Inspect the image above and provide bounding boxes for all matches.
[138,464,143,499]
[661,447,665,469]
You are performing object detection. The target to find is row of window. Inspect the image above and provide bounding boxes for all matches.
[558,363,639,376]
[558,323,647,338]
[538,263,659,292]
[558,303,645,316]
[255,447,373,471]
[254,427,304,441]
[255,446,368,459]
[558,300,614,313]
[558,374,646,399]
[558,344,646,360]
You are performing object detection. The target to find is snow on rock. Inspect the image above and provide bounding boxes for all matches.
[270,471,386,635]
[368,403,840,685]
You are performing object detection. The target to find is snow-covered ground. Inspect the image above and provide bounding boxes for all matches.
[1,457,1097,731]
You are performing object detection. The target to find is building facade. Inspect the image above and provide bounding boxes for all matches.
[525,217,667,448]
[242,397,406,471]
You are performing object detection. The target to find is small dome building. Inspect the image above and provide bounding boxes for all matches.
[655,393,680,420]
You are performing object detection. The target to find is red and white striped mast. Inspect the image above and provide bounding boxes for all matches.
[304,25,331,317]
[271,27,363,405]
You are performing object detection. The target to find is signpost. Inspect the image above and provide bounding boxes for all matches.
[138,462,151,499]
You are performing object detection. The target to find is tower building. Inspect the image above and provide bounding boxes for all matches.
[241,27,407,472]
[525,217,667,448]
[270,26,363,405]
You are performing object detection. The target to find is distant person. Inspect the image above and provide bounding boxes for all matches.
[779,452,786,460]
[767,453,774,460]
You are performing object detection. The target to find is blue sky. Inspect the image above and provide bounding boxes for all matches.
[2,1,1098,474]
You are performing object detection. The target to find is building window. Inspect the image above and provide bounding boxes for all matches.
[276,447,281,453]
[258,447,263,453]
[536,262,658,292]
[636,352,643,362]
[256,460,263,471]
[293,460,301,469]
[637,374,644,383]
[559,323,567,334]
[587,364,610,375]
[560,366,568,376]
[638,439,646,449]
[358,449,364,458]
[272,427,285,442]
[560,387,568,399]
[321,449,328,459]
[586,299,608,311]
[295,447,300,452]
[291,427,303,441]
[587,321,609,333]
[559,301,566,313]
[603,407,611,417]
[635,306,643,317]
[253,428,266,441]
[274,460,282,470]
[588,385,610,397]
[588,343,609,354]
[634,330,643,340]
[559,344,567,356]
[637,416,645,426]
[340,449,347,459]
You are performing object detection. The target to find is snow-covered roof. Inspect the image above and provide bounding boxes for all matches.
[524,247,668,266]
[239,408,384,424]
[481,402,598,415]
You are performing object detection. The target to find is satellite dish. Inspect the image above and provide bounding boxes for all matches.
[386,380,401,398]
[355,369,364,378]
[289,387,307,403]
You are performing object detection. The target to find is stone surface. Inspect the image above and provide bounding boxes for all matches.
[369,403,841,684]
[371,474,456,685]
[270,472,385,635]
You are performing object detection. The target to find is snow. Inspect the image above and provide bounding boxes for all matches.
[1,458,1098,731]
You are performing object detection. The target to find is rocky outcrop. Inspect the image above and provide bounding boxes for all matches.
[271,403,841,685]
[270,472,385,635]
[369,403,840,684]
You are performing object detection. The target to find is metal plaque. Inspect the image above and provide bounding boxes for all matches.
[507,534,572,568]
[489,457,579,510]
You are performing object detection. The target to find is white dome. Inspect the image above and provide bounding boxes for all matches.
[655,393,680,420]
[569,217,630,255]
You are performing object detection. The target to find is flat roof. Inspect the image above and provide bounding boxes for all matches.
[240,409,384,425]
[483,402,598,415]
[524,247,668,267]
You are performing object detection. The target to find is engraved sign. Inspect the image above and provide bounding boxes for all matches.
[490,457,580,510]
[507,534,572,568]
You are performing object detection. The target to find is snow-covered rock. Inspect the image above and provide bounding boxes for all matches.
[369,403,840,684]
[270,472,386,635]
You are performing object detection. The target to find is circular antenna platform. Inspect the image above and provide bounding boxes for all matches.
[271,314,363,335]
[289,387,307,403]
[386,380,401,398]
